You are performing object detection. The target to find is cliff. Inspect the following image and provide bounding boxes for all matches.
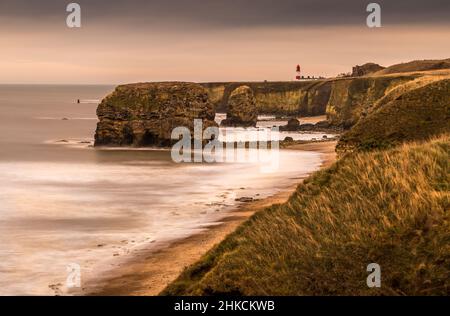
[336,78,450,152]
[94,82,216,147]
[202,70,447,129]
[94,60,450,146]
[325,74,421,128]
[201,81,331,116]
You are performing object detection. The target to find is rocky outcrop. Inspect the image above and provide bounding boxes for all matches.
[351,63,385,77]
[280,119,343,133]
[221,86,257,127]
[94,82,217,147]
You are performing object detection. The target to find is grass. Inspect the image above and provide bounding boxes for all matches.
[375,58,450,75]
[162,135,450,296]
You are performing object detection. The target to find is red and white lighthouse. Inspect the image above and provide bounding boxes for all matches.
[295,64,301,80]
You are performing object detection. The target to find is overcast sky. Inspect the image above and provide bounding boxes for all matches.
[0,0,449,83]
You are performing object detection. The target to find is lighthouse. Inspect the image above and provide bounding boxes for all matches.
[295,64,301,80]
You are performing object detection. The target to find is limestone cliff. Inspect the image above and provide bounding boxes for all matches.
[95,82,216,147]
[201,59,450,127]
[202,81,331,116]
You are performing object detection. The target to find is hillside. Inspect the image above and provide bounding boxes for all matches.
[337,79,450,152]
[325,74,421,127]
[163,135,450,296]
[374,59,450,75]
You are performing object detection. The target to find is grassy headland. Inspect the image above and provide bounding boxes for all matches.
[162,135,449,295]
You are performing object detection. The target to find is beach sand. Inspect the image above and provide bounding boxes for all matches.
[84,140,337,296]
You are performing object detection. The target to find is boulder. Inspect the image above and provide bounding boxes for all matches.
[297,123,316,131]
[280,118,300,131]
[94,82,217,147]
[221,86,257,127]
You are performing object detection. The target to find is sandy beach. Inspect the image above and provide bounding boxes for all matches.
[84,140,337,296]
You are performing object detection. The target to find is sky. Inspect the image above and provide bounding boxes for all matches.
[0,0,449,84]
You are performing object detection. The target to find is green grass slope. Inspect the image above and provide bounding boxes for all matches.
[163,135,449,296]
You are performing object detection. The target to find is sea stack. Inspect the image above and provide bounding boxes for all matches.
[221,85,258,127]
[94,82,217,147]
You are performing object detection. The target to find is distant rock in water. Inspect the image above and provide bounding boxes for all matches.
[94,82,217,147]
[280,118,300,131]
[221,86,257,127]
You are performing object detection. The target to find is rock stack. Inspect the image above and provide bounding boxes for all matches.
[221,86,258,127]
[94,82,217,147]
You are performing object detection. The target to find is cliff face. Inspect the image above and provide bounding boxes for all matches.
[325,74,421,128]
[336,78,450,152]
[202,74,428,126]
[201,59,450,126]
[298,81,332,116]
[95,82,216,147]
[201,81,331,116]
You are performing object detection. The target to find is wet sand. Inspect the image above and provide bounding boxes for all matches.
[84,140,337,296]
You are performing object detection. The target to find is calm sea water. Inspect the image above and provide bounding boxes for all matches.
[0,85,329,295]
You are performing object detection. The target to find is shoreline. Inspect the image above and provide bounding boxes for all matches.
[83,140,337,296]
